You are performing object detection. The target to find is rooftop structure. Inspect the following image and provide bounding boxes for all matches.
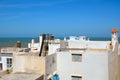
[0,28,120,80]
[112,28,119,33]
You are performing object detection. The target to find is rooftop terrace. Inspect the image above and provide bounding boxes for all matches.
[0,72,42,80]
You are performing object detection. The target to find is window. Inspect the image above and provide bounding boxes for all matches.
[72,76,82,80]
[7,58,12,68]
[72,54,82,62]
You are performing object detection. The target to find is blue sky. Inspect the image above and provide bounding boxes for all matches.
[0,0,120,37]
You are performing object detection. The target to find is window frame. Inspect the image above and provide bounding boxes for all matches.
[72,54,82,62]
[6,58,12,68]
[71,75,82,80]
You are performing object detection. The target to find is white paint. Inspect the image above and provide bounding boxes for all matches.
[28,35,43,52]
[0,57,13,71]
[68,40,110,49]
[56,51,109,80]
[48,44,60,55]
[112,32,118,46]
[24,32,120,80]
[28,35,60,54]
[119,46,120,55]
[28,43,40,52]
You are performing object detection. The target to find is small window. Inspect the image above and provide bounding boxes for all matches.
[72,54,82,62]
[72,76,82,80]
[6,58,12,68]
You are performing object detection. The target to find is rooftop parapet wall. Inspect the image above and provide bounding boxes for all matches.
[0,47,19,53]
[0,47,30,53]
[12,52,57,80]
[68,40,111,49]
[13,53,46,75]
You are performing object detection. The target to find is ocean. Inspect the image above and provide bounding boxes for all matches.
[0,37,119,48]
[0,37,39,48]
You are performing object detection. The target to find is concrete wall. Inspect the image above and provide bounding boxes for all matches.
[28,43,40,53]
[108,42,120,80]
[0,47,19,53]
[13,53,45,75]
[68,40,110,49]
[48,44,60,55]
[45,53,57,79]
[57,51,108,80]
[68,40,87,48]
[87,41,110,49]
[118,45,120,55]
[13,53,57,80]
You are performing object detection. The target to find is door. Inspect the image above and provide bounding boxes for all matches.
[0,63,2,71]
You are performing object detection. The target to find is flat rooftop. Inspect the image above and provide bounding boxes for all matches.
[0,72,42,80]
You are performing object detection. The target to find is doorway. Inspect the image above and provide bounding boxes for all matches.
[0,63,2,71]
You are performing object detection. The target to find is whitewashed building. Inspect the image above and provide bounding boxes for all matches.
[46,28,120,80]
[1,28,120,80]
[27,28,120,80]
[0,53,13,71]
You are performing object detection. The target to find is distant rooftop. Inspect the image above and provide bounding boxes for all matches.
[112,28,118,33]
[0,53,13,57]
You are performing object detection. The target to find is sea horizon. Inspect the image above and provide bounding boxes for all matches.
[0,37,120,48]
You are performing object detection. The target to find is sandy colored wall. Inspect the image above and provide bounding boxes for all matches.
[108,42,120,80]
[13,53,45,75]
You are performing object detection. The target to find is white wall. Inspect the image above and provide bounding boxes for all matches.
[68,40,110,49]
[68,40,87,48]
[48,44,60,55]
[87,41,110,49]
[118,44,120,55]
[57,51,108,80]
[28,43,40,52]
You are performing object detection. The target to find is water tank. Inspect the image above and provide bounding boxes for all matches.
[40,34,46,40]
[16,41,21,48]
[49,35,54,40]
